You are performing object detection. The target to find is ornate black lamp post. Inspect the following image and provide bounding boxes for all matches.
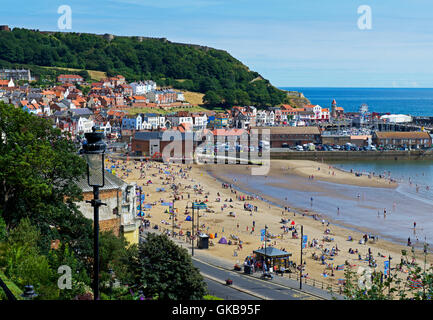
[81,127,107,300]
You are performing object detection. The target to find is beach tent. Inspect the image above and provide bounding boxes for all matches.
[209,233,215,239]
[218,237,228,244]
[185,215,192,221]
[291,221,295,225]
[161,202,172,206]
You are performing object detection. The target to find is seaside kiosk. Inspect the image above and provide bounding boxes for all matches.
[198,234,210,249]
[253,247,292,273]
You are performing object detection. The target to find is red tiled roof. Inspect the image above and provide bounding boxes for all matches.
[58,74,83,79]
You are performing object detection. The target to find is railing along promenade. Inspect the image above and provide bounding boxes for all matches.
[141,221,343,296]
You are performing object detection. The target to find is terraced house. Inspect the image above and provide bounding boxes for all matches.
[57,74,84,84]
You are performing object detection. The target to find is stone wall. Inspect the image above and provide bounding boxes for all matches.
[100,218,121,236]
[78,189,121,224]
[270,150,433,161]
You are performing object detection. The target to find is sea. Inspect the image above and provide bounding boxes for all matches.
[280,87,433,116]
[236,87,433,247]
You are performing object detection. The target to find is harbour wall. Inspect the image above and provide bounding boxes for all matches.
[270,150,433,161]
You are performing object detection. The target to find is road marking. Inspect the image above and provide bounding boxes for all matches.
[193,258,325,300]
[201,273,268,300]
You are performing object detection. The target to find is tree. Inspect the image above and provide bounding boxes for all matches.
[130,233,207,300]
[0,102,93,267]
[342,249,433,300]
[0,216,6,242]
[0,218,59,299]
[47,242,91,300]
[0,28,296,107]
[77,70,90,81]
[203,90,222,106]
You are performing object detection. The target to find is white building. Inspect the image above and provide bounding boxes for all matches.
[176,92,185,102]
[130,80,157,95]
[255,110,275,126]
[380,114,413,123]
[166,115,193,127]
[77,117,94,133]
[192,114,208,129]
[95,121,112,134]
[141,113,166,130]
[130,82,146,95]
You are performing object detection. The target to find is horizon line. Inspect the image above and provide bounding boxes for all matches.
[279,86,433,89]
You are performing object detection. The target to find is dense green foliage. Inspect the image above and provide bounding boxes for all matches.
[0,218,90,299]
[129,233,207,300]
[343,249,433,300]
[0,102,93,260]
[0,103,209,300]
[0,28,289,107]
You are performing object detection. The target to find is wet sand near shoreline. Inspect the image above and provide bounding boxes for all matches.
[108,156,433,291]
[207,162,433,247]
[271,160,398,189]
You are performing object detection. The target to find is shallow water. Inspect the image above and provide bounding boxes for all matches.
[221,168,433,248]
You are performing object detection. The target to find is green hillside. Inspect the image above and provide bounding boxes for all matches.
[0,27,307,107]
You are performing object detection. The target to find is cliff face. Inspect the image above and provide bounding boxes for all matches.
[284,91,311,108]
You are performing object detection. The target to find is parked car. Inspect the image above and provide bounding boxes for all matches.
[296,145,304,151]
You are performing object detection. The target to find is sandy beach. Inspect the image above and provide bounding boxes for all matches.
[107,156,432,290]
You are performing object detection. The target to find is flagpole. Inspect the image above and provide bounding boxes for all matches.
[300,225,303,290]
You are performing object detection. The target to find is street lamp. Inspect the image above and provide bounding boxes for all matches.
[185,201,195,256]
[263,225,268,275]
[21,285,37,300]
[171,193,176,237]
[299,225,304,290]
[81,126,107,301]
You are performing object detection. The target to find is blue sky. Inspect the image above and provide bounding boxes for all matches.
[2,0,433,87]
